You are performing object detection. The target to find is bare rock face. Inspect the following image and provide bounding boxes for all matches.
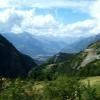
[0,34,37,78]
[80,49,100,67]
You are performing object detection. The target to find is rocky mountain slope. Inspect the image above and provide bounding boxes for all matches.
[31,40,100,80]
[0,34,37,78]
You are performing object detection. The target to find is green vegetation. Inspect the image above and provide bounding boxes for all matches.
[82,76,100,98]
[0,35,100,99]
[0,75,99,100]
[77,60,100,76]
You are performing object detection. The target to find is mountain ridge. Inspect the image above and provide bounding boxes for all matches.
[31,40,100,80]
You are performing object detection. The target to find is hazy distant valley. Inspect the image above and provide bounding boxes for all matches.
[2,32,100,64]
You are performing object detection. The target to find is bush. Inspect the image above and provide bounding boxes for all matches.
[44,76,97,100]
[44,76,84,100]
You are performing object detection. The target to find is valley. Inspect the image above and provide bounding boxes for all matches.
[0,0,100,99]
[0,34,100,99]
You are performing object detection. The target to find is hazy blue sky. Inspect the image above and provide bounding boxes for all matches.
[0,0,99,38]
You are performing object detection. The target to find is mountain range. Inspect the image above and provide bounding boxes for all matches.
[0,32,100,99]
[2,33,68,62]
[62,33,100,53]
[1,32,100,63]
[30,39,100,80]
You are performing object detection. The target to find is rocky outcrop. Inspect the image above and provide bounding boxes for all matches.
[80,48,100,67]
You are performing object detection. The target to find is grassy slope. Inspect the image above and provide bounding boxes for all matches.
[82,76,100,96]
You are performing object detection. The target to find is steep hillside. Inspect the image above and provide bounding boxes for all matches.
[76,41,100,76]
[63,41,100,76]
[45,52,75,64]
[0,34,37,78]
[31,41,100,80]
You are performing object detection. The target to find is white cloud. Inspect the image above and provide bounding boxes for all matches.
[0,8,23,33]
[0,0,9,8]
[22,14,57,27]
[0,0,99,39]
[20,13,60,36]
[90,0,100,20]
[0,9,59,36]
[89,0,100,34]
[11,24,22,34]
[0,8,98,38]
[0,0,94,12]
[61,19,97,37]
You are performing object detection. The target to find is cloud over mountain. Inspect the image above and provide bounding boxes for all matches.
[0,0,99,39]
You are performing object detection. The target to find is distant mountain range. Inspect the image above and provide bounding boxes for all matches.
[2,33,67,62]
[0,34,37,78]
[62,34,100,53]
[1,32,100,63]
[1,32,100,78]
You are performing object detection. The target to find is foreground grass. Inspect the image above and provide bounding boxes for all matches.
[82,76,100,96]
[0,76,100,100]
